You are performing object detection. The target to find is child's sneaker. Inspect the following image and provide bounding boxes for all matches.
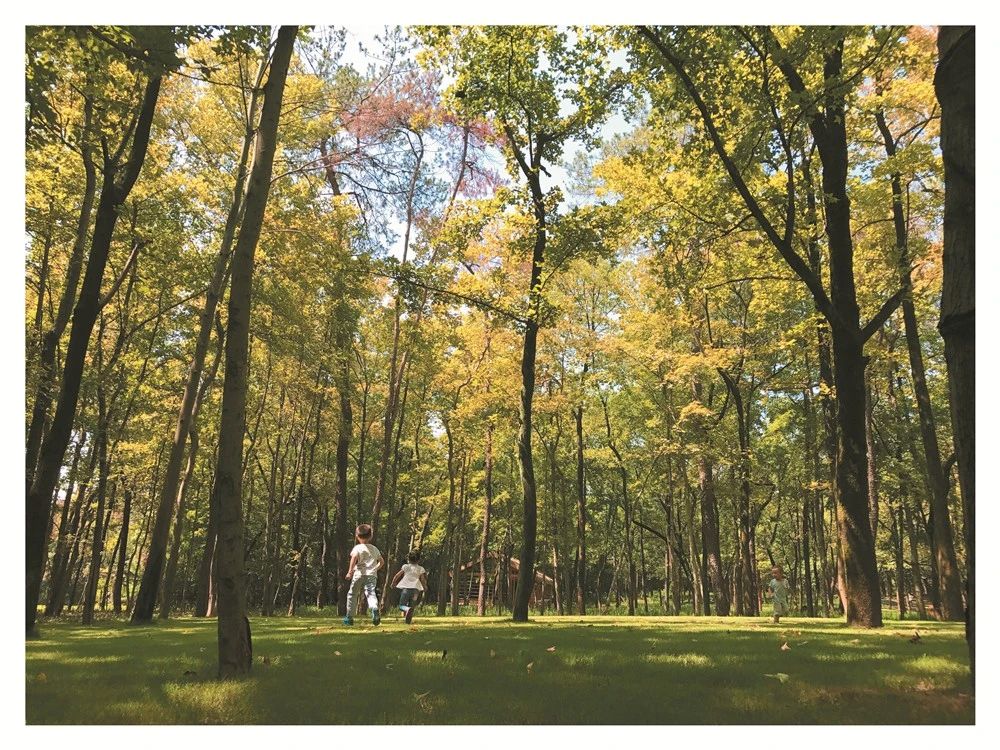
[404,606,414,625]
[343,616,353,626]
[371,608,381,626]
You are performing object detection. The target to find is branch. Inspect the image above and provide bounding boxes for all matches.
[861,287,906,342]
[636,26,836,324]
[703,275,797,290]
[377,267,531,326]
[98,239,144,309]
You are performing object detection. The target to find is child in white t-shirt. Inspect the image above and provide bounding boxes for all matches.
[390,549,428,625]
[344,523,383,626]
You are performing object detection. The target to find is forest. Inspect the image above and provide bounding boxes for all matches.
[24,24,974,691]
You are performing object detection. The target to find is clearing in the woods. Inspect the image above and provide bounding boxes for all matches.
[26,615,972,724]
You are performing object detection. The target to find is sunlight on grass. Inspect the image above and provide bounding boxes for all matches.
[163,680,257,723]
[643,652,713,667]
[26,615,972,725]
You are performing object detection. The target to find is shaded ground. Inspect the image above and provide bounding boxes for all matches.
[26,613,972,724]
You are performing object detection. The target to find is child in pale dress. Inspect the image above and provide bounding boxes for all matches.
[390,549,428,625]
[767,565,790,623]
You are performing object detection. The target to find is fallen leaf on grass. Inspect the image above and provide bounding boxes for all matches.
[546,646,556,652]
[526,662,534,673]
[797,641,809,647]
[334,651,342,656]
[385,664,394,670]
[850,638,860,644]
[414,691,431,701]
[780,642,790,651]
[490,649,496,658]
[35,673,47,683]
[764,672,789,683]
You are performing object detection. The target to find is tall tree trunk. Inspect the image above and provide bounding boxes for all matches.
[81,380,110,625]
[437,422,458,616]
[573,400,588,615]
[477,422,494,616]
[44,431,87,615]
[904,501,928,619]
[935,26,975,675]
[112,482,133,614]
[865,376,879,539]
[451,453,469,615]
[334,328,353,616]
[26,99,96,489]
[698,455,727,615]
[26,73,162,633]
[875,108,964,621]
[214,26,295,679]
[719,370,757,616]
[890,502,907,619]
[131,66,260,622]
[159,430,199,619]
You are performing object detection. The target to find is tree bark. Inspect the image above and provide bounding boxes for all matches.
[214,26,295,679]
[935,25,975,674]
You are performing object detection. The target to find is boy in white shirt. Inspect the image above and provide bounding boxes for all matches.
[343,523,384,626]
[390,549,428,624]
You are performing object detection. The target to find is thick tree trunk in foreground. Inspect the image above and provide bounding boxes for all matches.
[214,26,295,679]
[26,74,162,633]
[935,25,975,677]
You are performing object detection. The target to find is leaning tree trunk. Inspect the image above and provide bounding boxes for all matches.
[935,24,975,677]
[25,105,96,491]
[213,26,295,679]
[131,70,259,622]
[26,74,162,633]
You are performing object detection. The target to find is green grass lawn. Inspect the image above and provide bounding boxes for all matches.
[26,611,973,724]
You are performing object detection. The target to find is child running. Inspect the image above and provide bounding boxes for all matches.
[344,523,383,626]
[767,565,790,624]
[390,549,428,624]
